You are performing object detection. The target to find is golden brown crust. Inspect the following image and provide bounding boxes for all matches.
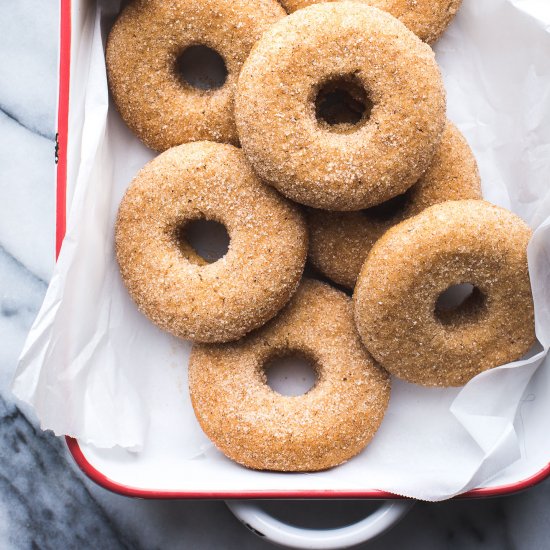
[106,0,285,151]
[354,200,536,387]
[189,280,391,471]
[115,142,308,343]
[307,121,482,288]
[236,3,446,211]
[279,0,462,44]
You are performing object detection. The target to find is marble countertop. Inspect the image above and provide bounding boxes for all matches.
[2,1,550,548]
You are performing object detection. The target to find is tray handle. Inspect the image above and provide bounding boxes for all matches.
[226,499,413,549]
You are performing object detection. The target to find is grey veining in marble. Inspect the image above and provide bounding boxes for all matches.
[2,1,550,549]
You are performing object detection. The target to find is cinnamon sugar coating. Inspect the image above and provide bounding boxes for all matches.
[115,142,307,343]
[235,3,446,211]
[279,0,462,44]
[354,200,536,387]
[106,0,285,151]
[189,280,391,471]
[308,121,481,289]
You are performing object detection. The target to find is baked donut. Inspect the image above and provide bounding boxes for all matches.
[354,200,535,387]
[106,0,285,151]
[189,279,391,471]
[308,121,481,289]
[236,3,446,211]
[279,0,462,44]
[115,142,307,343]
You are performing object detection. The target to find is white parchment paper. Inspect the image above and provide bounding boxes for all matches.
[12,0,550,500]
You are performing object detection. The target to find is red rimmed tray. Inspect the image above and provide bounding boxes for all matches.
[59,0,550,501]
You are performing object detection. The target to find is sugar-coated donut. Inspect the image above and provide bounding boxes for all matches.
[236,3,446,211]
[115,142,307,343]
[308,122,481,289]
[279,0,462,44]
[189,280,391,471]
[354,200,535,387]
[106,0,285,151]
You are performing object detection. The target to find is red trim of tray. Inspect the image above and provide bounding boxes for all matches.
[66,437,550,500]
[59,0,550,500]
[56,0,71,259]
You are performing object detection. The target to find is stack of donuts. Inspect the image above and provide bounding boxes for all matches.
[108,0,536,472]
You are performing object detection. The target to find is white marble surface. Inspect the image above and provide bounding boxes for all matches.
[2,1,550,548]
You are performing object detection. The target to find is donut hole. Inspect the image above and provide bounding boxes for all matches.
[175,219,230,264]
[363,188,412,223]
[176,46,228,90]
[264,351,318,397]
[315,75,373,131]
[435,283,487,325]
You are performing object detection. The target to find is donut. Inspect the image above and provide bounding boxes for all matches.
[279,0,462,44]
[235,3,446,211]
[308,121,481,289]
[189,279,391,471]
[115,142,307,343]
[106,0,285,151]
[354,200,535,387]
